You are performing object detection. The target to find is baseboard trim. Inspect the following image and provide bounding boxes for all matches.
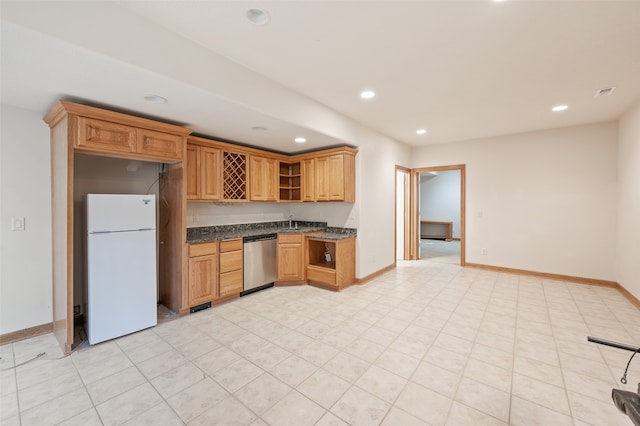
[0,322,53,346]
[465,262,617,287]
[356,262,396,284]
[615,283,640,310]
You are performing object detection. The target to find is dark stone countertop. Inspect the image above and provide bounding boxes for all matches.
[186,221,356,243]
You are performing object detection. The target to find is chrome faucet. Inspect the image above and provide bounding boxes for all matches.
[289,215,293,229]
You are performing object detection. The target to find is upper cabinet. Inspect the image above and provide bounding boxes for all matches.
[75,116,184,162]
[186,139,356,204]
[312,152,356,202]
[249,156,278,201]
[187,145,222,201]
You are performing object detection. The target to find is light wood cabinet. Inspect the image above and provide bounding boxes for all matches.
[222,151,248,201]
[314,153,355,202]
[279,161,301,202]
[187,145,222,201]
[250,156,278,201]
[219,238,243,298]
[276,233,305,284]
[306,237,356,291]
[188,242,218,307]
[76,117,184,161]
[301,159,315,202]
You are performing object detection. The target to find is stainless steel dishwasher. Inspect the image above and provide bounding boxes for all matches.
[242,233,277,296]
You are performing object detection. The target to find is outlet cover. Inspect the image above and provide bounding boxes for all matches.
[11,217,25,231]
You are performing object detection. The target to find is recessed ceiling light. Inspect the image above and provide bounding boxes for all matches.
[143,95,167,104]
[552,105,569,112]
[251,126,267,131]
[294,137,307,143]
[416,129,427,135]
[360,90,376,99]
[246,8,270,25]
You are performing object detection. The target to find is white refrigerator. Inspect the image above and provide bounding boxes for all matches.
[86,194,157,345]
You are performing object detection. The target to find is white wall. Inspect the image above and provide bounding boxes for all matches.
[420,170,461,238]
[617,102,640,300]
[412,122,618,281]
[0,105,52,334]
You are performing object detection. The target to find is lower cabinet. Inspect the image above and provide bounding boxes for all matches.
[276,233,305,284]
[219,238,243,298]
[188,238,243,309]
[306,237,356,291]
[188,242,218,307]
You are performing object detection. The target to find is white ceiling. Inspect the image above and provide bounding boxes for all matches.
[2,1,640,153]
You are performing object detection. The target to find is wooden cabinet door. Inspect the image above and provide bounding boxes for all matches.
[200,147,222,201]
[327,154,345,201]
[277,243,304,281]
[137,129,183,160]
[265,157,278,201]
[219,270,242,297]
[186,145,199,200]
[315,157,329,201]
[301,159,315,201]
[249,156,266,201]
[76,117,137,154]
[189,254,217,306]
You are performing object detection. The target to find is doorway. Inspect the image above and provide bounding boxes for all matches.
[395,166,411,260]
[410,165,465,265]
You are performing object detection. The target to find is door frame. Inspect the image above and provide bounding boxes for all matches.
[410,164,466,265]
[394,166,411,260]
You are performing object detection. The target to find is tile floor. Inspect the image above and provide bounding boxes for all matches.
[420,239,460,264]
[1,259,639,425]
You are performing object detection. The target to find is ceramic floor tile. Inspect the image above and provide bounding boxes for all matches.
[17,358,77,389]
[234,373,291,415]
[17,370,83,411]
[262,390,325,426]
[297,368,351,409]
[316,411,350,426]
[512,355,564,388]
[380,407,428,426]
[273,330,315,353]
[323,352,369,383]
[511,373,570,415]
[176,335,221,360]
[445,401,507,426]
[136,349,189,380]
[395,381,452,425]
[194,346,241,376]
[269,354,317,387]
[167,377,229,422]
[463,357,512,393]
[433,332,473,356]
[119,334,173,364]
[562,369,616,403]
[388,334,431,359]
[189,395,257,426]
[85,365,146,405]
[20,387,93,426]
[150,362,205,398]
[1,392,18,421]
[95,382,163,426]
[355,364,407,404]
[423,345,469,375]
[331,386,391,426]
[122,402,183,426]
[558,351,616,382]
[470,343,513,372]
[293,340,338,367]
[411,360,460,398]
[454,377,510,422]
[343,337,386,363]
[509,396,573,426]
[212,358,264,393]
[320,329,359,350]
[567,390,631,426]
[57,408,102,426]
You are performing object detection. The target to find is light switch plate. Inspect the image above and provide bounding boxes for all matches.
[11,217,25,231]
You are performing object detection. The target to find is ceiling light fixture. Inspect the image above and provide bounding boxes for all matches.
[143,95,167,104]
[416,129,427,135]
[251,126,267,131]
[294,137,306,143]
[246,8,270,25]
[551,105,569,112]
[360,90,375,99]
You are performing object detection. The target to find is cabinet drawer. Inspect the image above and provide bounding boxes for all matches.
[137,129,183,161]
[278,233,303,244]
[219,269,243,296]
[220,250,242,273]
[189,242,218,257]
[76,117,136,154]
[306,265,336,286]
[220,238,242,252]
